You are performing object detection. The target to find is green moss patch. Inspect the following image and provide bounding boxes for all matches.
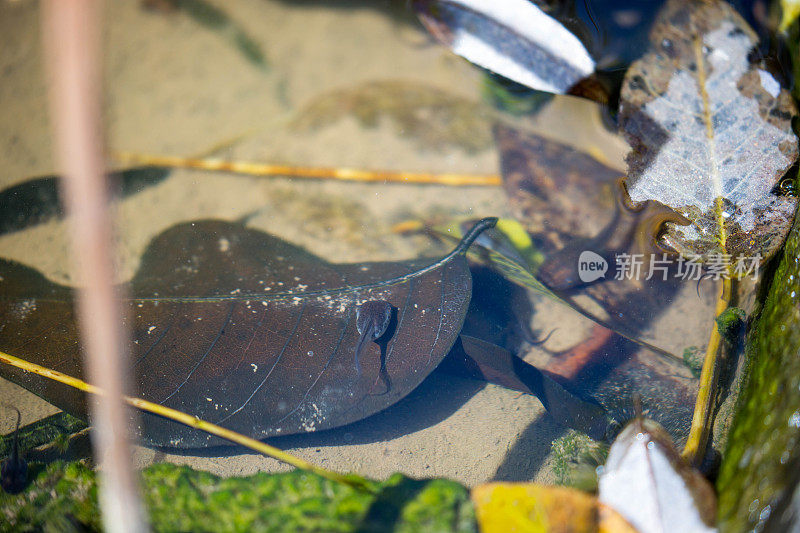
[1,461,476,532]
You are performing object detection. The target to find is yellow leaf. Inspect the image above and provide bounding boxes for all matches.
[471,482,635,533]
[780,0,800,32]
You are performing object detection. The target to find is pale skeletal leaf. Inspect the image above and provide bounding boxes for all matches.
[620,0,798,262]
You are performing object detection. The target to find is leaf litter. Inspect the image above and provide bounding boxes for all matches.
[2,0,798,527]
[598,415,717,533]
[413,0,595,94]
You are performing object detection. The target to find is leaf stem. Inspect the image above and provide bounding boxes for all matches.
[0,349,377,494]
[681,275,731,465]
[451,217,499,256]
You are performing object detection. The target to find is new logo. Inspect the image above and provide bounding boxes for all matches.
[577,251,608,283]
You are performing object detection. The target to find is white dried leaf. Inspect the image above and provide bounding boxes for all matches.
[414,0,594,94]
[598,417,718,533]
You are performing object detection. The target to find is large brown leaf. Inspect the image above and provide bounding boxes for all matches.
[0,218,495,448]
[620,0,798,261]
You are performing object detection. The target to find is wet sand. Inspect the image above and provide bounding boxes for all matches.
[0,0,710,487]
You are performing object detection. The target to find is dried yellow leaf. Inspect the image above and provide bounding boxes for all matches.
[471,482,635,533]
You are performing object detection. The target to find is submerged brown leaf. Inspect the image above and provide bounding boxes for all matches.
[496,124,704,341]
[620,0,798,261]
[495,124,702,441]
[0,218,495,448]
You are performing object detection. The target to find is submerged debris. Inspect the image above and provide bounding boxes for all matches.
[292,80,494,153]
[1,406,27,494]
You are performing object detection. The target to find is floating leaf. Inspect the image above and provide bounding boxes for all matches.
[0,218,496,448]
[620,0,799,262]
[414,0,595,94]
[598,416,717,533]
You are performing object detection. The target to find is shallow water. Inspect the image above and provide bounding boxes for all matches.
[0,0,753,487]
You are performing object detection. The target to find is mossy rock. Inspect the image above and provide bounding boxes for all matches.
[717,206,800,531]
[1,461,476,532]
[0,412,87,458]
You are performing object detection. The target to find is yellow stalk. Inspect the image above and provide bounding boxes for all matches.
[0,348,375,493]
[112,151,501,187]
[681,275,732,465]
[681,29,733,465]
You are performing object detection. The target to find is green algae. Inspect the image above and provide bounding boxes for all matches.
[480,74,552,116]
[550,430,608,492]
[717,207,800,531]
[682,346,704,379]
[0,411,474,530]
[1,461,476,532]
[0,412,86,459]
[715,307,746,345]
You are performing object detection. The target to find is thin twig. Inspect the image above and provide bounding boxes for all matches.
[0,349,376,494]
[112,152,502,187]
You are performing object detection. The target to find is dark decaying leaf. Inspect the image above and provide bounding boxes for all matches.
[0,218,496,448]
[497,124,621,249]
[413,0,594,94]
[441,335,611,440]
[0,167,170,236]
[620,0,799,261]
[496,124,710,353]
[495,124,701,441]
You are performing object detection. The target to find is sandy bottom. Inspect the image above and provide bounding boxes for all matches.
[0,0,715,487]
